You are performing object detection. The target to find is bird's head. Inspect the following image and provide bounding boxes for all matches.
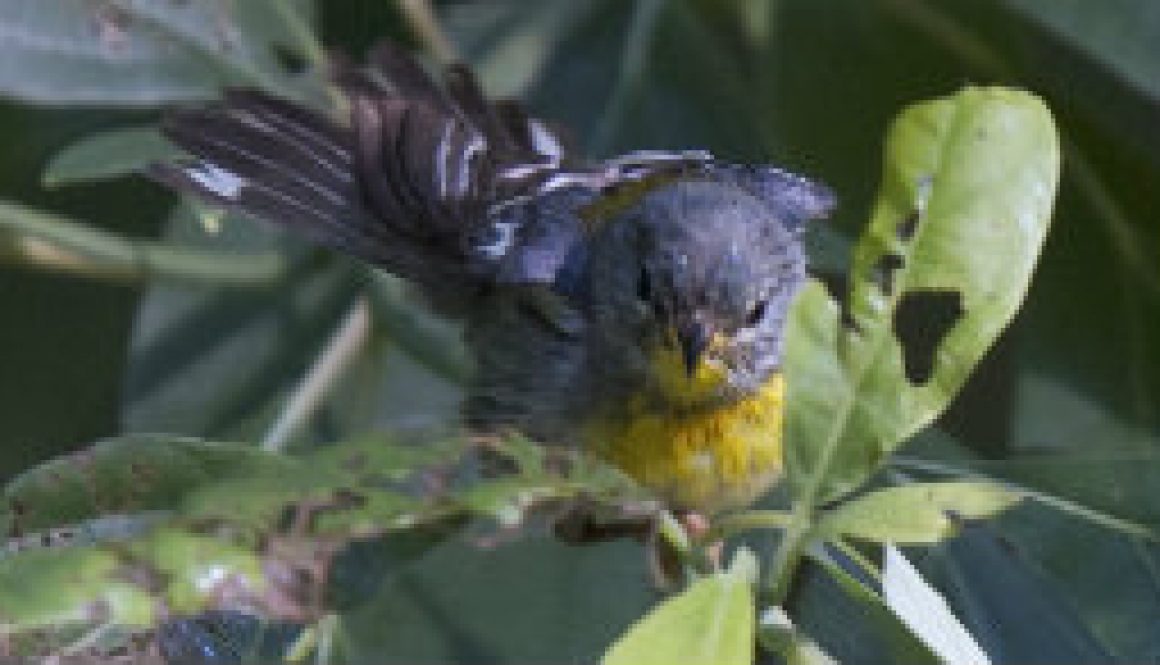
[587,176,823,407]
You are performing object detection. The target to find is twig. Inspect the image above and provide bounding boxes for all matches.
[708,509,794,541]
[262,298,373,452]
[396,0,459,64]
[0,200,285,287]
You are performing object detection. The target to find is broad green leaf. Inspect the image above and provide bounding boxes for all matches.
[883,544,991,665]
[788,553,939,665]
[924,518,1116,663]
[1003,0,1160,103]
[43,126,176,187]
[816,482,1022,545]
[1,435,294,536]
[120,207,361,439]
[341,527,656,664]
[444,0,777,159]
[0,0,317,106]
[894,438,1160,541]
[0,528,265,638]
[131,528,264,614]
[784,87,1061,503]
[120,207,464,444]
[980,454,1160,530]
[602,549,756,665]
[1,434,462,542]
[0,546,155,633]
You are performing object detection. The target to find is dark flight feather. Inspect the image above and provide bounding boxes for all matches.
[150,43,831,310]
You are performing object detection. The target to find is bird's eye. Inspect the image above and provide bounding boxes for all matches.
[745,299,768,326]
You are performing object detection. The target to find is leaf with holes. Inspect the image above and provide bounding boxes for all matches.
[1,435,295,538]
[784,87,1060,503]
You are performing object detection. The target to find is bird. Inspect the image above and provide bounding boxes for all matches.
[149,40,834,514]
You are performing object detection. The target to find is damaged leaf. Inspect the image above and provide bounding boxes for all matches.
[784,87,1061,503]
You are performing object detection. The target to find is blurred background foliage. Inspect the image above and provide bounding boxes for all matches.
[0,0,1157,662]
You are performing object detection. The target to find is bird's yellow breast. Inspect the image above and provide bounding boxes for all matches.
[585,373,785,513]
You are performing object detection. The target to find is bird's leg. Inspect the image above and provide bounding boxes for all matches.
[674,510,724,571]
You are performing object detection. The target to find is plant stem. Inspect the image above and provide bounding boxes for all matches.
[765,503,813,604]
[262,298,372,452]
[832,538,882,584]
[709,509,794,541]
[396,0,459,64]
[0,200,284,287]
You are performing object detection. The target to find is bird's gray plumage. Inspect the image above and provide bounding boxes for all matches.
[149,42,835,447]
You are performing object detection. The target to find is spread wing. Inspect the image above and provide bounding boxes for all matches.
[150,41,577,302]
[150,40,831,307]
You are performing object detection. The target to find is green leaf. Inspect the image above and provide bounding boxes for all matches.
[120,207,362,439]
[1,435,295,536]
[1,434,467,543]
[893,447,1160,541]
[1003,0,1160,103]
[816,482,1023,545]
[43,126,176,188]
[602,549,756,665]
[130,528,264,614]
[0,198,287,286]
[925,517,1117,663]
[0,546,156,633]
[789,552,940,664]
[974,452,1160,529]
[883,544,991,664]
[0,0,318,107]
[0,527,266,638]
[784,87,1061,504]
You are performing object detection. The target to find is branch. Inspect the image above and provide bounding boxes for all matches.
[396,0,459,64]
[0,200,285,287]
[262,297,373,452]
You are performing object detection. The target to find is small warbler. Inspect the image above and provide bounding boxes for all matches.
[151,41,834,514]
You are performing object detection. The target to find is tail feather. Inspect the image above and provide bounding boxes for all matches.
[150,92,403,270]
[151,41,585,305]
[363,41,449,109]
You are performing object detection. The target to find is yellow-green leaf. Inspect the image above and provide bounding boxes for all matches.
[785,87,1061,504]
[603,550,756,665]
[816,482,1023,545]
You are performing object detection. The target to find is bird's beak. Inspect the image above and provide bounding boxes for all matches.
[677,321,712,377]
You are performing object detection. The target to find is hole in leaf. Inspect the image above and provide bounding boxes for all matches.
[815,269,859,331]
[870,253,905,295]
[273,44,311,75]
[897,211,919,242]
[893,289,964,384]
